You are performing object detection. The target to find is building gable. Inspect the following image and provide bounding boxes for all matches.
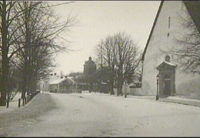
[141,0,200,98]
[141,1,164,61]
[142,0,200,62]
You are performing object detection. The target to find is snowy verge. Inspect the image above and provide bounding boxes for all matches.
[160,96,200,107]
[128,94,200,107]
[0,93,57,136]
[88,92,200,108]
[0,92,22,114]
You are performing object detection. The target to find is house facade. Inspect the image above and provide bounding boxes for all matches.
[141,0,200,99]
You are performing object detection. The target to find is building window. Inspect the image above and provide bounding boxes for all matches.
[168,16,171,29]
[167,16,171,38]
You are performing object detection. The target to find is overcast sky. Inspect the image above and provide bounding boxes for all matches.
[51,1,161,75]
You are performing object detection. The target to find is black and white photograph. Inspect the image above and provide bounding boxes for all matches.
[0,0,200,137]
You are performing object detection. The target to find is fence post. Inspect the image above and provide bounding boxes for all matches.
[18,98,21,108]
[22,98,25,106]
[25,97,27,104]
[27,96,29,103]
[6,99,9,108]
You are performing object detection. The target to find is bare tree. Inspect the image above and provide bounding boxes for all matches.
[114,33,140,95]
[96,36,117,95]
[0,0,19,106]
[0,1,44,105]
[169,8,200,74]
[96,32,141,96]
[12,1,75,99]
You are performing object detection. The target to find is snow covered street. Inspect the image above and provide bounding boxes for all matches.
[1,92,200,137]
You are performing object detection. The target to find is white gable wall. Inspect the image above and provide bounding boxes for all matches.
[142,1,200,98]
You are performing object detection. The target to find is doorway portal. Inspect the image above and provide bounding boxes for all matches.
[156,56,177,97]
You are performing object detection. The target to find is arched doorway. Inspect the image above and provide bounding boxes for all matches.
[156,55,177,97]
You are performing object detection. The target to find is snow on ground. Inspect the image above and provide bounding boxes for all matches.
[159,96,200,107]
[0,93,21,114]
[167,96,200,102]
[0,93,56,137]
[1,92,200,137]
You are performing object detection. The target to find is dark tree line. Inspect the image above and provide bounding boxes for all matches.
[0,1,74,106]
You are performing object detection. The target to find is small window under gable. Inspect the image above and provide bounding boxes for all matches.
[167,16,171,38]
[168,16,171,29]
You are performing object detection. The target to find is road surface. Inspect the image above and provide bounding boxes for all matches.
[1,92,200,137]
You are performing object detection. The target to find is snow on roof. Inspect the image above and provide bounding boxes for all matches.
[67,77,75,84]
[156,61,177,70]
[163,61,177,66]
[49,77,65,85]
[49,76,76,85]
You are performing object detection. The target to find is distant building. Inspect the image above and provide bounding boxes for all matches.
[84,57,96,75]
[38,79,49,92]
[83,57,97,92]
[49,77,66,93]
[59,77,75,93]
[49,76,76,93]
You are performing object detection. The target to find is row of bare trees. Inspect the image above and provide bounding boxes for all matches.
[0,1,74,106]
[96,32,141,96]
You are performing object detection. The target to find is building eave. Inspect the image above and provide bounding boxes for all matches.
[141,0,164,61]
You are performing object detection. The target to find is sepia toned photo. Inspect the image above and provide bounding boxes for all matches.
[0,0,200,137]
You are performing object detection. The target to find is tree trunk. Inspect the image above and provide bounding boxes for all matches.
[116,66,124,96]
[109,79,114,95]
[0,56,9,106]
[109,66,115,95]
[117,84,123,96]
[21,4,31,98]
[117,73,123,96]
[21,59,28,99]
[0,0,9,106]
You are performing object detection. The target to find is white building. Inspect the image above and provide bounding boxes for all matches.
[141,0,200,99]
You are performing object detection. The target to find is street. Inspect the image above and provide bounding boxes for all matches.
[1,92,200,137]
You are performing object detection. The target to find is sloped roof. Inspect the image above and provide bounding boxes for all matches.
[184,1,200,33]
[49,78,65,85]
[61,77,75,85]
[142,0,200,61]
[141,0,164,61]
[156,61,177,70]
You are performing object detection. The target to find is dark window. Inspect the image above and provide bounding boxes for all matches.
[168,16,171,29]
